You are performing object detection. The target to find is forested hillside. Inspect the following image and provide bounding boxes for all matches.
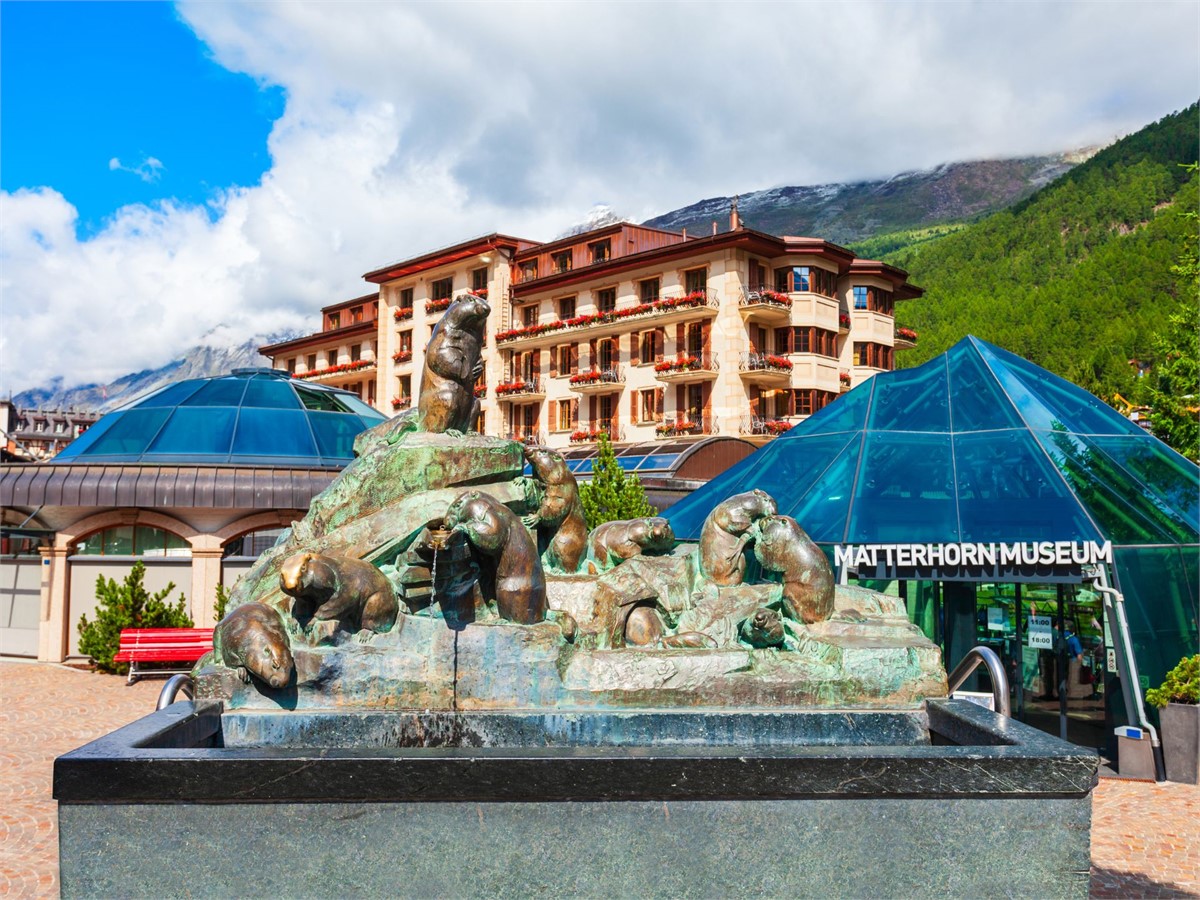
[878,104,1198,405]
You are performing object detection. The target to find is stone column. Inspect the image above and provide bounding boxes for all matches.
[189,536,225,627]
[38,545,71,662]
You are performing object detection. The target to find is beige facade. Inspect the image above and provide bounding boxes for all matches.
[264,222,922,445]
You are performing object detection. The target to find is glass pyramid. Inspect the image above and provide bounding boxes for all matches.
[667,336,1199,547]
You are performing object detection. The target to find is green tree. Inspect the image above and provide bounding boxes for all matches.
[77,561,193,674]
[577,433,657,529]
[214,583,231,622]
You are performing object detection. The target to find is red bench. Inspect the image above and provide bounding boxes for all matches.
[113,628,214,685]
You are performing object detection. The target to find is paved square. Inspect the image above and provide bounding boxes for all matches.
[2,660,1197,898]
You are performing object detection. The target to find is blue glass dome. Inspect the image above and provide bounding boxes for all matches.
[53,369,387,467]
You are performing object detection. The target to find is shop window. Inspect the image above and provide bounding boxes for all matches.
[431,278,453,301]
[76,525,190,557]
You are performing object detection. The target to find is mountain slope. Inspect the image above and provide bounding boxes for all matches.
[643,151,1098,244]
[11,336,295,413]
[886,103,1199,403]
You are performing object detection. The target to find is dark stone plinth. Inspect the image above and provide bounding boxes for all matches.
[55,701,1098,899]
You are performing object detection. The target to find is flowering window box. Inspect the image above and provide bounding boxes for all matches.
[569,370,602,386]
[425,297,452,315]
[496,380,538,396]
[391,396,412,411]
[896,327,919,342]
[394,308,414,322]
[839,313,851,329]
[764,420,791,435]
[294,359,375,380]
[392,350,413,364]
[473,384,487,398]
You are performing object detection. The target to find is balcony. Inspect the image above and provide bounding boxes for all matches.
[654,352,719,384]
[569,421,623,444]
[391,396,413,412]
[839,312,851,332]
[895,326,919,349]
[738,288,792,322]
[495,290,719,347]
[568,366,625,394]
[495,377,546,401]
[655,413,717,439]
[741,416,794,438]
[505,427,545,445]
[737,353,793,386]
[293,359,377,382]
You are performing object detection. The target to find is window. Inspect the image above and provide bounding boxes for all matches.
[76,525,190,558]
[589,239,611,264]
[326,312,340,330]
[519,260,539,281]
[34,421,45,432]
[853,342,893,369]
[286,358,297,375]
[399,375,411,398]
[350,306,364,323]
[307,354,317,371]
[471,267,488,292]
[558,296,576,320]
[596,288,616,313]
[398,288,414,311]
[551,250,573,274]
[749,260,767,291]
[639,278,660,304]
[350,344,362,363]
[791,327,838,357]
[775,267,790,293]
[640,330,663,363]
[793,267,811,292]
[557,400,575,431]
[597,338,616,369]
[853,286,868,310]
[431,277,453,301]
[686,323,703,355]
[54,421,66,433]
[640,389,663,423]
[555,344,577,374]
[522,304,539,327]
[684,267,707,294]
[398,331,412,353]
[223,527,286,559]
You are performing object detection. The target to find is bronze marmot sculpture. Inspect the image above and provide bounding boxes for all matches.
[418,294,489,434]
[698,489,778,585]
[279,552,401,641]
[213,602,294,688]
[443,489,548,625]
[586,517,675,572]
[738,607,786,649]
[524,445,588,573]
[753,515,835,623]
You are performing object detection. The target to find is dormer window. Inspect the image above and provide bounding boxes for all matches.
[326,313,340,330]
[350,306,364,323]
[589,240,611,264]
[551,250,573,274]
[520,260,539,281]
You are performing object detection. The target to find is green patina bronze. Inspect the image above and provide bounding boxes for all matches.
[197,295,947,711]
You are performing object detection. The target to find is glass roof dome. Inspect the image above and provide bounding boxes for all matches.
[53,369,387,467]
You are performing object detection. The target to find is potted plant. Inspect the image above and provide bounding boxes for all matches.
[1145,654,1199,784]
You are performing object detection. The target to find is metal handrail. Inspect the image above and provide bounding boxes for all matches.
[946,646,1011,718]
[156,674,194,710]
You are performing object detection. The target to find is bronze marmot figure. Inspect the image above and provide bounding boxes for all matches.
[213,602,294,688]
[753,515,834,623]
[698,489,778,586]
[279,552,401,641]
[443,489,548,625]
[586,517,674,572]
[418,294,489,434]
[524,445,589,574]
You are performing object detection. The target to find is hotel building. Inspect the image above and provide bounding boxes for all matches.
[264,213,922,448]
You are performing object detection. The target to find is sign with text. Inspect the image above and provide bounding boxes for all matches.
[835,540,1112,583]
[1027,615,1053,649]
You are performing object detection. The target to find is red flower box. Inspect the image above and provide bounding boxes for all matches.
[392,350,413,363]
[425,297,452,314]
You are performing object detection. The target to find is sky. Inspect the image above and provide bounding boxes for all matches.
[1,0,1197,397]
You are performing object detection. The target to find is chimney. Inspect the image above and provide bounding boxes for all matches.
[712,221,718,235]
[681,227,687,239]
[730,194,741,231]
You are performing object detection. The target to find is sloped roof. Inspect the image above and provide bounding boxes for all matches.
[50,369,386,468]
[667,336,1199,546]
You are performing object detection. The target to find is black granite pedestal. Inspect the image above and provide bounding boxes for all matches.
[55,701,1098,898]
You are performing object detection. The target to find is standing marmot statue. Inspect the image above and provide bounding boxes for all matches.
[523,445,588,574]
[698,489,778,586]
[443,489,548,625]
[279,552,401,642]
[753,515,834,623]
[418,294,489,434]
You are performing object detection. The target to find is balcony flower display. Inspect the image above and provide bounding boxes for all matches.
[759,289,790,306]
[473,384,487,397]
[763,355,793,371]
[896,326,919,342]
[496,380,534,396]
[425,297,452,314]
[496,292,714,344]
[468,288,488,300]
[839,313,851,329]
[655,354,700,373]
[392,350,413,363]
[394,308,414,322]
[764,420,791,435]
[495,320,569,343]
[293,359,374,380]
[569,369,602,385]
[656,420,697,437]
[570,428,606,443]
[839,371,852,385]
[391,396,412,410]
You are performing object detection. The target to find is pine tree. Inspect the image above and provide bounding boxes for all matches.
[77,561,193,674]
[578,433,657,529]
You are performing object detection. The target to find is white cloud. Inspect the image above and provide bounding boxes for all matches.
[108,155,165,183]
[2,0,1197,394]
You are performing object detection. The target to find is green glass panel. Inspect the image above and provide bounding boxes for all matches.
[868,358,949,432]
[104,525,134,556]
[130,380,205,408]
[1114,546,1200,693]
[52,414,118,460]
[954,430,1102,542]
[135,525,164,556]
[181,378,248,407]
[231,409,318,458]
[947,340,1023,432]
[83,409,171,457]
[780,380,872,437]
[789,437,863,543]
[164,530,191,557]
[241,378,301,409]
[78,532,105,555]
[147,408,237,457]
[848,432,956,543]
[294,384,354,413]
[1089,436,1200,533]
[310,412,367,459]
[1034,429,1197,543]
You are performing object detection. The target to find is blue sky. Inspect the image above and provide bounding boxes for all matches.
[1,1,1196,397]
[1,2,283,235]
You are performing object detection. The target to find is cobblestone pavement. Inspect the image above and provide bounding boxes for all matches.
[2,659,1198,898]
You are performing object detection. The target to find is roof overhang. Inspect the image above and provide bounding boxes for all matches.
[363,234,537,284]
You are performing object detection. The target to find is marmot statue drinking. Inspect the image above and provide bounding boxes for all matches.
[753,515,835,623]
[279,551,401,642]
[698,489,778,585]
[523,445,588,573]
[586,517,675,573]
[418,294,489,434]
[443,489,548,625]
[212,602,295,688]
